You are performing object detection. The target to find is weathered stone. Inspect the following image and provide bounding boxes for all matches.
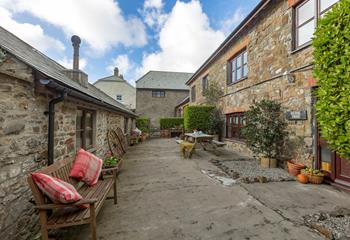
[3,121,25,135]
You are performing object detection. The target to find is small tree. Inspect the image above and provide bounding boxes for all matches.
[203,83,224,139]
[241,100,287,160]
[313,0,350,159]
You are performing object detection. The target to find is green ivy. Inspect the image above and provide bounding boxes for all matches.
[184,105,215,132]
[241,100,287,159]
[160,117,183,130]
[313,0,350,159]
[136,118,150,133]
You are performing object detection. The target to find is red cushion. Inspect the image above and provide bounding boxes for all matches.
[31,173,82,203]
[70,149,103,186]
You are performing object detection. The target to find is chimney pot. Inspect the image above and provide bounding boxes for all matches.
[71,35,81,70]
[119,74,123,79]
[114,67,119,76]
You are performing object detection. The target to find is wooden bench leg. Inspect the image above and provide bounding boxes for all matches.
[39,210,48,240]
[90,203,97,240]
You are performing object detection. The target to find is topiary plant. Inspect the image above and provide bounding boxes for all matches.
[241,100,287,160]
[313,0,350,159]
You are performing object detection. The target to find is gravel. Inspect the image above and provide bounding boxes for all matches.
[303,208,350,239]
[210,158,294,183]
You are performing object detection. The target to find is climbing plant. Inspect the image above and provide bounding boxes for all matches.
[313,0,350,159]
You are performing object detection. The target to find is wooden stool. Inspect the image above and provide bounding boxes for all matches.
[180,141,195,158]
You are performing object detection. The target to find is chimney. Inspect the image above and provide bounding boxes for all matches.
[71,35,81,70]
[62,35,88,87]
[114,67,119,76]
[119,74,124,79]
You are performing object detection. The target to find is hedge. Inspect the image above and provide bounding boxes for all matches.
[313,0,350,159]
[136,118,150,133]
[184,105,215,132]
[160,118,184,130]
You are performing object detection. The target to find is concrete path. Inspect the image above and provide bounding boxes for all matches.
[65,138,350,240]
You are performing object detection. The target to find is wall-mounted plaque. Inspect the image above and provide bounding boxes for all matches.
[286,110,307,120]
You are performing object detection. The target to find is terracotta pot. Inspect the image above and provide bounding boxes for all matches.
[287,160,306,176]
[308,174,324,184]
[297,174,309,184]
[261,157,277,168]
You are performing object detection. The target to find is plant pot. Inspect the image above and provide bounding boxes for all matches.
[287,160,306,176]
[297,174,309,184]
[103,159,123,175]
[308,174,324,184]
[261,157,277,168]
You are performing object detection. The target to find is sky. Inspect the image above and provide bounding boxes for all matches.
[0,0,260,85]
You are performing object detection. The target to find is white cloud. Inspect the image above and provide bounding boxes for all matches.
[220,8,245,35]
[0,7,65,53]
[2,0,147,54]
[58,57,87,70]
[107,54,132,77]
[136,0,225,78]
[141,0,168,29]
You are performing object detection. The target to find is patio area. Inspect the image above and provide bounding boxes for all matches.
[64,138,350,240]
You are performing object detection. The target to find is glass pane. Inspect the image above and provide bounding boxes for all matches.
[243,64,248,77]
[320,145,332,172]
[233,116,239,125]
[240,115,245,125]
[76,110,83,129]
[86,113,92,128]
[85,130,93,148]
[76,132,82,149]
[236,67,242,80]
[297,0,315,25]
[231,69,236,82]
[297,20,315,46]
[243,51,247,64]
[236,55,242,68]
[320,0,339,13]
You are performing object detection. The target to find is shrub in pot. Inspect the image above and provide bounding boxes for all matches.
[241,100,287,168]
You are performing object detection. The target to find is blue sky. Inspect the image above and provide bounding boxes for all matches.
[0,0,259,84]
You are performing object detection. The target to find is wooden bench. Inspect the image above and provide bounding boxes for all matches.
[211,140,226,148]
[175,139,183,144]
[27,157,118,240]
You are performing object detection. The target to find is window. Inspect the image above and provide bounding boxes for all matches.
[152,90,165,98]
[227,50,248,85]
[202,75,209,94]
[191,85,196,102]
[116,95,122,101]
[226,112,245,140]
[76,109,95,150]
[294,0,339,48]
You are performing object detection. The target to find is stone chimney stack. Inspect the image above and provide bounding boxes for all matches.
[71,35,81,70]
[62,35,88,87]
[114,67,119,77]
[119,74,124,79]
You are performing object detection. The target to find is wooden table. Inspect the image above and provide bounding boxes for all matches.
[184,133,214,151]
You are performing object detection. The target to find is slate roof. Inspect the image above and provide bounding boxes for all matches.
[136,70,192,90]
[93,75,135,89]
[0,26,135,116]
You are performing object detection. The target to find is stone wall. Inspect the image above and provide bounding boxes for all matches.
[136,89,189,132]
[188,0,315,166]
[0,55,125,240]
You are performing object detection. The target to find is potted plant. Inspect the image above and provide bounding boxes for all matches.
[302,167,324,184]
[241,100,287,168]
[103,151,123,174]
[285,136,306,176]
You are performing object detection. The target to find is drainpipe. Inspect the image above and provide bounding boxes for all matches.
[48,91,67,165]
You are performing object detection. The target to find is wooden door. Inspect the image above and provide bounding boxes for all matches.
[335,156,350,183]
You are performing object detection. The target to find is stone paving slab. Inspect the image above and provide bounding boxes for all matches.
[62,138,350,240]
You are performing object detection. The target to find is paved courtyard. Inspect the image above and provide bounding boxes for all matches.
[66,138,350,240]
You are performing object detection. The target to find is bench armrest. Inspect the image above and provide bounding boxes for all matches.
[35,198,98,210]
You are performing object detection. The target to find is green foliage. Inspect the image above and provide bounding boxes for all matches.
[203,83,223,105]
[184,105,215,132]
[136,118,150,133]
[160,117,184,129]
[313,0,350,159]
[241,100,287,159]
[103,152,120,168]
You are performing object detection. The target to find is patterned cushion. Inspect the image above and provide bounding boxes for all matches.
[31,173,82,203]
[70,149,103,186]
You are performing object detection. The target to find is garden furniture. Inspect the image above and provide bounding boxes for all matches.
[184,132,214,150]
[27,157,118,240]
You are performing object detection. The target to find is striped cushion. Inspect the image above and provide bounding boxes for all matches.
[31,173,82,203]
[70,149,103,186]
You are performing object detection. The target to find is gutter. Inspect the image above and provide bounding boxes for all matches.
[186,0,271,85]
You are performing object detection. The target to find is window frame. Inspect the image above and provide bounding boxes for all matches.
[76,108,96,150]
[191,85,196,102]
[293,0,339,50]
[116,94,122,101]
[227,49,248,85]
[225,112,245,140]
[152,90,166,98]
[202,74,209,94]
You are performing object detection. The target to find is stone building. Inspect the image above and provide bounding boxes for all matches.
[0,27,136,240]
[175,96,189,117]
[136,71,192,133]
[93,68,136,110]
[186,0,350,190]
